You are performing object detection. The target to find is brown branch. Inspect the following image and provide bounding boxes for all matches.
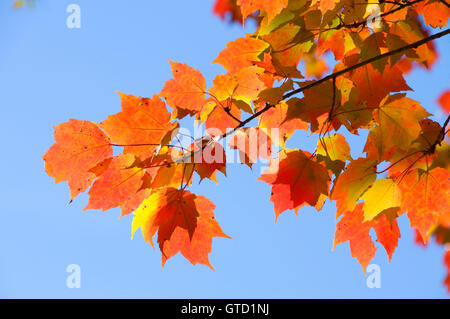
[375,151,423,174]
[284,29,450,100]
[328,77,337,123]
[442,114,450,133]
[223,105,242,124]
[427,113,450,153]
[207,90,243,124]
[221,28,450,142]
[177,28,450,163]
[439,0,450,8]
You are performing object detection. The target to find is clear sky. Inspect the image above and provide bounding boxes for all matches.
[0,0,449,298]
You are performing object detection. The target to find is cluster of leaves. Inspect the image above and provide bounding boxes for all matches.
[44,0,450,289]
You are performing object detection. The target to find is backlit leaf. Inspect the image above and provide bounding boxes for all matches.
[43,119,113,200]
[132,188,230,269]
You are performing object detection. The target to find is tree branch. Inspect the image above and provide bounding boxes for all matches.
[442,114,450,132]
[431,113,450,152]
[213,28,450,144]
[439,0,450,9]
[176,28,449,164]
[284,28,450,100]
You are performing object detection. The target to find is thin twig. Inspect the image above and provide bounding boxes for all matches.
[439,0,450,9]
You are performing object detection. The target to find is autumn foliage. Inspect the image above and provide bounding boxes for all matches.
[44,0,450,291]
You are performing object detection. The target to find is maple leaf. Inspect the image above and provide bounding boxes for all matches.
[254,52,303,80]
[258,149,330,220]
[188,138,227,182]
[199,99,242,135]
[373,213,401,262]
[398,167,450,241]
[345,56,411,108]
[43,0,450,290]
[311,0,337,14]
[43,119,113,200]
[131,188,230,269]
[160,61,206,119]
[360,33,388,74]
[257,79,294,105]
[120,187,153,218]
[84,154,147,211]
[259,100,308,147]
[317,133,352,163]
[304,54,329,79]
[390,20,438,69]
[100,93,177,160]
[237,0,288,24]
[438,90,450,113]
[232,66,266,104]
[361,178,402,222]
[262,24,312,69]
[229,127,272,167]
[316,133,352,177]
[431,141,450,171]
[333,77,373,133]
[333,203,377,273]
[209,66,266,106]
[418,118,444,145]
[285,80,340,132]
[213,0,232,19]
[150,155,194,190]
[209,73,239,102]
[236,0,260,22]
[417,0,450,28]
[331,158,377,218]
[318,29,357,61]
[214,0,243,23]
[364,94,430,161]
[414,228,428,247]
[213,37,269,73]
[334,203,401,272]
[386,149,432,179]
[88,158,153,217]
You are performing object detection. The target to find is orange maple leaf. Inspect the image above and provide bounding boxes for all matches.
[100,93,177,160]
[334,203,377,273]
[229,127,272,167]
[334,203,401,272]
[213,37,269,73]
[43,119,113,200]
[259,149,330,220]
[438,90,450,113]
[132,188,230,269]
[160,61,206,119]
[399,167,450,242]
[237,0,288,23]
[84,154,146,211]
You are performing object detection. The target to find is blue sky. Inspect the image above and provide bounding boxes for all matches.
[0,0,449,298]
